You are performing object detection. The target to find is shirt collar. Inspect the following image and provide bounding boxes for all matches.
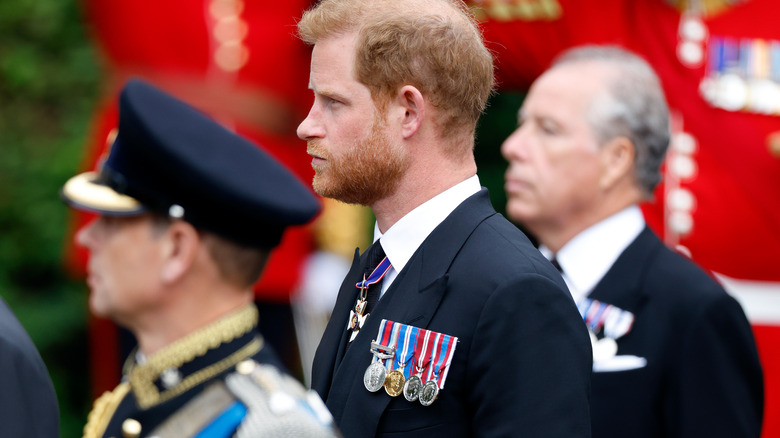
[373,175,481,276]
[541,205,645,302]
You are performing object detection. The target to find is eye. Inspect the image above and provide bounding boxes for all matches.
[321,95,343,109]
[538,119,560,135]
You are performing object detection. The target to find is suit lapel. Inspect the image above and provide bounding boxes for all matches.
[324,189,497,436]
[311,248,362,398]
[588,227,659,313]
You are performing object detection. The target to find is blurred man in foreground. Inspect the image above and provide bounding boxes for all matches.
[62,79,338,437]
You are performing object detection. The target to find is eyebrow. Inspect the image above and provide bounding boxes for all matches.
[317,88,350,103]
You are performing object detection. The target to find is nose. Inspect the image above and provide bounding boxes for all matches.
[501,127,528,163]
[297,105,325,141]
[75,217,98,249]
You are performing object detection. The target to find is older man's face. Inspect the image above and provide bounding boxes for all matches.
[501,63,610,235]
[76,214,166,327]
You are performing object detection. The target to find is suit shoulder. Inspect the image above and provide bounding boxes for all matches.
[450,213,568,294]
[641,242,748,325]
[469,214,558,271]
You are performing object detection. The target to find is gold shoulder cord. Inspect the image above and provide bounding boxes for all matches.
[82,305,262,438]
[82,383,130,438]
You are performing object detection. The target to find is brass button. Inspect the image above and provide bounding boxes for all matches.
[236,359,257,375]
[768,131,780,158]
[122,418,142,438]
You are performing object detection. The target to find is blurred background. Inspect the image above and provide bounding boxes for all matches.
[0,0,97,435]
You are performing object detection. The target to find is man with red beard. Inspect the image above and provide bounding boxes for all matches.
[295,0,592,437]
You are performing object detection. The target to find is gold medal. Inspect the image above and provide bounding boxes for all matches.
[384,369,405,397]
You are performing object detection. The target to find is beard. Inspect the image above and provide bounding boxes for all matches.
[307,114,409,206]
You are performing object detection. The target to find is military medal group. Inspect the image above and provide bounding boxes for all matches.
[577,298,635,362]
[364,319,457,406]
[346,254,457,406]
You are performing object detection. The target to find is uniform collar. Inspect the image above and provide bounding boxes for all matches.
[124,304,262,409]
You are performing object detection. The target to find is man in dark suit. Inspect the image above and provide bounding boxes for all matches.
[296,0,592,436]
[0,298,59,437]
[62,79,338,437]
[501,45,764,437]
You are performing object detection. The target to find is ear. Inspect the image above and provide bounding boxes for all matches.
[599,136,635,190]
[397,85,425,139]
[159,221,201,285]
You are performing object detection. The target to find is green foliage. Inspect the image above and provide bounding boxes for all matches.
[475,91,526,217]
[0,0,100,436]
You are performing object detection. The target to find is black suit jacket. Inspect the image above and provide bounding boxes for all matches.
[0,297,60,438]
[588,227,763,438]
[312,190,592,437]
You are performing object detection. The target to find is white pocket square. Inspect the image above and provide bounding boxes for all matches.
[593,355,647,373]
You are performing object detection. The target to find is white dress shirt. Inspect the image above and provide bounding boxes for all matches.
[372,175,481,297]
[540,205,645,303]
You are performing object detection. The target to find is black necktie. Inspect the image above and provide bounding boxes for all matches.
[361,241,387,316]
[550,257,563,274]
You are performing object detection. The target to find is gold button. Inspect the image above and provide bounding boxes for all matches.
[122,418,142,438]
[236,359,257,375]
[768,131,780,158]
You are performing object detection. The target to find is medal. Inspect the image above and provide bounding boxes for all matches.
[384,370,405,397]
[404,329,433,401]
[363,320,396,392]
[347,275,370,339]
[418,380,439,406]
[385,324,414,397]
[364,361,388,392]
[403,375,423,402]
[421,332,457,406]
[348,256,392,340]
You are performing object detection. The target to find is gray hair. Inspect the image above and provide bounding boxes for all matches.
[553,45,670,198]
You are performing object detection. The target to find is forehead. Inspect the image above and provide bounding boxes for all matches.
[309,32,360,90]
[522,62,610,119]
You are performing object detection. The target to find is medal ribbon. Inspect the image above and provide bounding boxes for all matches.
[415,329,434,378]
[436,334,457,390]
[355,257,392,290]
[394,324,416,377]
[425,333,443,383]
[370,319,394,364]
[384,322,402,370]
[578,298,634,339]
[427,333,455,388]
[603,306,634,340]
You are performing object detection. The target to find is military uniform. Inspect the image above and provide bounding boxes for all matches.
[84,306,337,438]
[62,80,338,438]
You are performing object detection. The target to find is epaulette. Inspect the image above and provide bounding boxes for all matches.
[147,360,340,437]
